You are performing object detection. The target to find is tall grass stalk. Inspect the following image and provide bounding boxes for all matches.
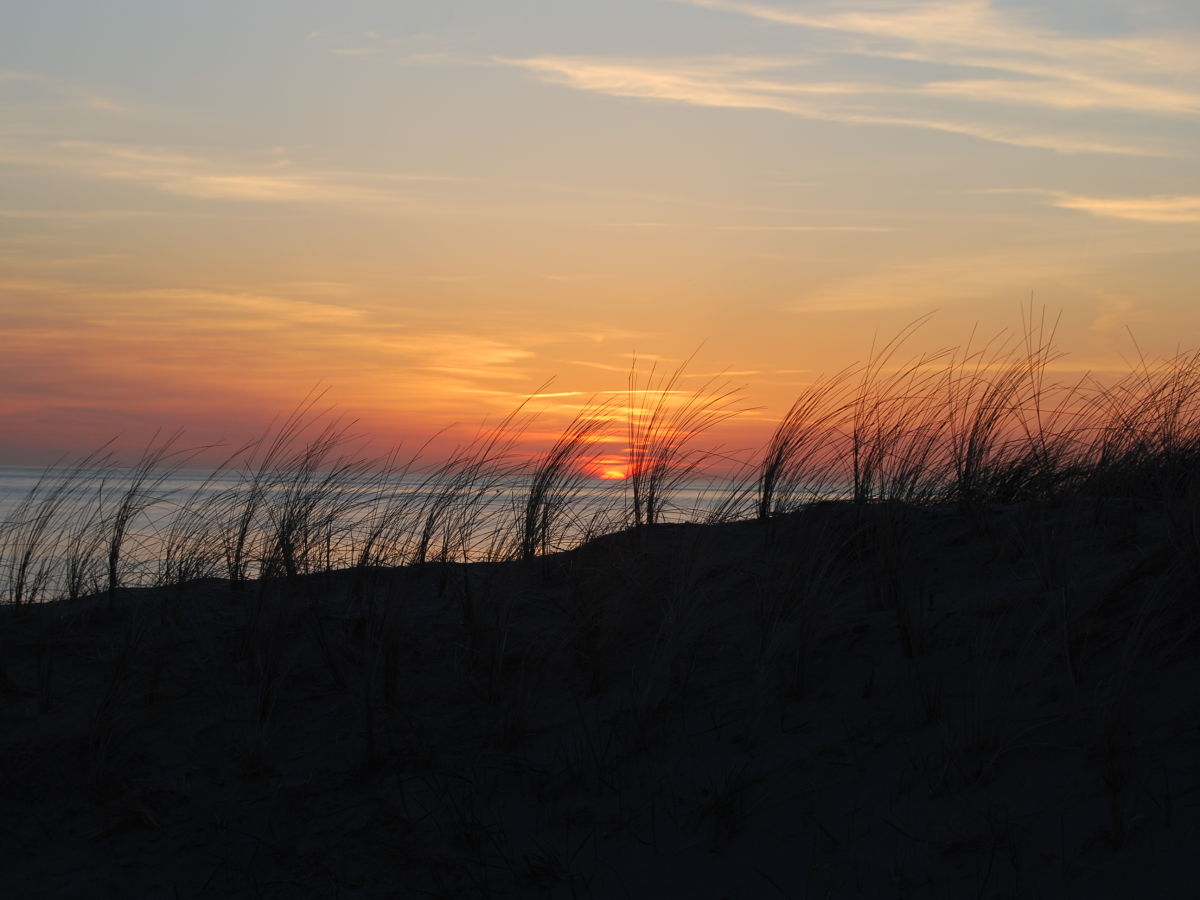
[410,400,534,566]
[1084,344,1200,497]
[350,443,429,570]
[513,398,616,562]
[1006,306,1085,501]
[101,431,202,610]
[756,367,856,519]
[214,394,338,594]
[625,356,746,527]
[846,315,951,504]
[257,416,373,580]
[1,443,115,606]
[943,327,1028,508]
[151,449,246,590]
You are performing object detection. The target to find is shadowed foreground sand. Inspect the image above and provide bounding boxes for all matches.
[2,498,1199,898]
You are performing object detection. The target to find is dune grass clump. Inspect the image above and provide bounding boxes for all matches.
[6,313,1200,607]
[748,310,1200,516]
[623,356,747,528]
[1,444,115,606]
[756,366,857,519]
[512,398,617,562]
[97,431,204,610]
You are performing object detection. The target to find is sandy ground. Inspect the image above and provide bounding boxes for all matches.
[2,497,1199,898]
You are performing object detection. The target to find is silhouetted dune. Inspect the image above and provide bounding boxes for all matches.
[3,494,1199,897]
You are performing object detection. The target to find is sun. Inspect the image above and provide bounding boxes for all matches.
[598,467,628,480]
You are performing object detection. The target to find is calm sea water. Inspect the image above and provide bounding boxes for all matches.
[0,463,754,602]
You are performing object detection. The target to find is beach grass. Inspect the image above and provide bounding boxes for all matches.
[3,318,1200,896]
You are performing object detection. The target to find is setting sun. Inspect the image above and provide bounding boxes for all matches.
[598,468,628,481]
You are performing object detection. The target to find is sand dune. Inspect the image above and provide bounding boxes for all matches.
[2,497,1198,897]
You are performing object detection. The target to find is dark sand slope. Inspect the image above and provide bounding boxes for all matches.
[3,498,1199,898]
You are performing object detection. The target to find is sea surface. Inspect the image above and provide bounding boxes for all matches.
[0,463,756,602]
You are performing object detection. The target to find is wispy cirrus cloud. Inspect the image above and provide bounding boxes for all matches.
[672,0,1200,89]
[596,219,894,231]
[1,69,133,113]
[507,1,1199,156]
[1047,193,1200,224]
[983,188,1200,224]
[307,28,467,67]
[786,245,1092,313]
[0,207,167,222]
[0,278,553,421]
[0,139,462,207]
[507,55,859,115]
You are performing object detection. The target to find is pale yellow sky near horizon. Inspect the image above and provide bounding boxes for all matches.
[2,1,1199,465]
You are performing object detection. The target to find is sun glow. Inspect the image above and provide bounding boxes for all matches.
[598,467,628,480]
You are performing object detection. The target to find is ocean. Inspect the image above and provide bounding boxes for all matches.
[0,462,754,603]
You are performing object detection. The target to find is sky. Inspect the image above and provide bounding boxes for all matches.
[2,0,1199,466]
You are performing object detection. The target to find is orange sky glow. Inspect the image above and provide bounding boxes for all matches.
[2,2,1198,468]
